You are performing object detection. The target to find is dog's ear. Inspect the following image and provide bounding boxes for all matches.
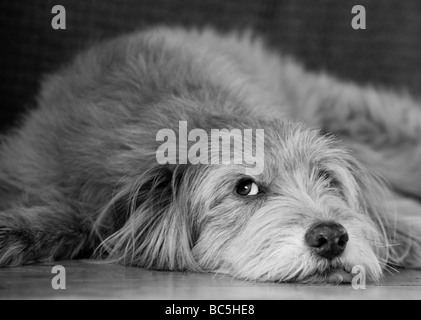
[94,164,200,271]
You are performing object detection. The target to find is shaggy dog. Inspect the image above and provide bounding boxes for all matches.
[0,27,420,283]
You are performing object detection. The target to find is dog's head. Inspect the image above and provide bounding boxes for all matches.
[95,118,399,284]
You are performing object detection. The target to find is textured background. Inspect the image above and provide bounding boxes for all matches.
[1,0,421,132]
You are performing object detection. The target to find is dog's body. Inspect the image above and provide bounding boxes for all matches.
[0,27,420,283]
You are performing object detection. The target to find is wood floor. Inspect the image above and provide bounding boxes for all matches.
[0,260,420,299]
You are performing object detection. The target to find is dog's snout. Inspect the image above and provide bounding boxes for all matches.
[305,222,349,260]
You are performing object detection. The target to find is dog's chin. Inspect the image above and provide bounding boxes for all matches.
[300,266,354,284]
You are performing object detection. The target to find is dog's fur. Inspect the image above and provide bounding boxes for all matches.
[1,27,421,283]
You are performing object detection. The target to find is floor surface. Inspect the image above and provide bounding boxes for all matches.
[0,260,420,299]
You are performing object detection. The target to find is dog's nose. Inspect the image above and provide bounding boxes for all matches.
[305,222,349,260]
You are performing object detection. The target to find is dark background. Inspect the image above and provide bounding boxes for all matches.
[1,0,421,132]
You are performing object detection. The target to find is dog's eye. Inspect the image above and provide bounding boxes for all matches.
[236,179,259,196]
[318,170,331,180]
[318,170,340,189]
